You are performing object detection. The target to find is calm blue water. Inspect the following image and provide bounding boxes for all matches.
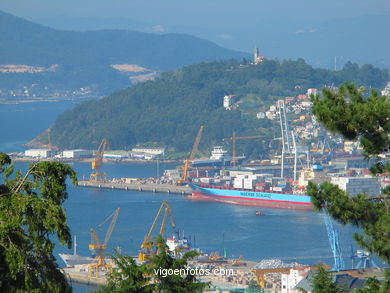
[0,100,85,152]
[1,102,375,293]
[14,161,361,293]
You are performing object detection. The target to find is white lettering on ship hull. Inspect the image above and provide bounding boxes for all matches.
[240,191,271,199]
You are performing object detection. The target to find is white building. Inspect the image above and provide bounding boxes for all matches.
[103,151,130,159]
[301,101,313,108]
[331,176,381,197]
[62,149,93,159]
[130,147,165,160]
[256,112,265,119]
[381,82,390,98]
[307,88,318,97]
[131,148,165,156]
[25,149,55,158]
[223,95,237,110]
[281,268,308,293]
[253,47,265,64]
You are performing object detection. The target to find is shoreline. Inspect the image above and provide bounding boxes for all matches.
[10,156,179,165]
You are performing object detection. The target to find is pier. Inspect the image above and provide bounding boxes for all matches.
[63,266,106,287]
[78,180,191,195]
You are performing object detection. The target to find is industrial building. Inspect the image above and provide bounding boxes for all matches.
[25,149,55,158]
[331,176,381,197]
[62,149,93,159]
[130,147,165,160]
[330,156,372,170]
[103,151,129,159]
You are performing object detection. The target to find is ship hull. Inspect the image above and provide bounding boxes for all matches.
[191,159,231,167]
[188,184,313,210]
[59,253,97,267]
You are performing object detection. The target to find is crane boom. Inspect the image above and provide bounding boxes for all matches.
[225,133,263,166]
[139,200,175,261]
[323,205,344,271]
[142,203,166,248]
[90,138,110,182]
[179,125,204,183]
[189,125,204,161]
[88,207,120,277]
[92,138,109,169]
[90,228,100,247]
[103,207,120,246]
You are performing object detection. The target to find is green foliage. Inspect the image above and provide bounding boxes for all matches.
[311,83,390,158]
[310,267,346,293]
[99,236,208,293]
[49,59,388,154]
[98,250,153,293]
[307,181,390,265]
[308,83,390,292]
[247,279,262,291]
[150,236,209,293]
[0,153,77,293]
[357,277,382,293]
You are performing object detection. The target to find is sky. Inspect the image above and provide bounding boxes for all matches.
[1,0,390,68]
[2,0,389,26]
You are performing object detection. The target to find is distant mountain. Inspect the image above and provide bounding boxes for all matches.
[43,58,388,155]
[32,14,390,70]
[0,11,248,96]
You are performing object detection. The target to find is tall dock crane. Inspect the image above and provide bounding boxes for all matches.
[138,200,175,261]
[88,207,120,277]
[177,126,204,185]
[90,138,109,182]
[323,205,344,271]
[224,132,263,166]
[46,127,59,151]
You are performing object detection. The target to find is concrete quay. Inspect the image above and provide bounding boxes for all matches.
[63,266,106,287]
[78,180,191,195]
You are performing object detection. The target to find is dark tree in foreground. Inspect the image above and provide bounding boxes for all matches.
[98,250,154,293]
[151,237,209,293]
[298,266,346,293]
[0,153,77,293]
[99,236,209,293]
[307,83,390,292]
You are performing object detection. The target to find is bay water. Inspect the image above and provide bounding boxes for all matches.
[1,101,372,292]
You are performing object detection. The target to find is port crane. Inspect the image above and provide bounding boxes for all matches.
[322,205,344,271]
[351,249,379,269]
[138,200,175,261]
[208,251,224,261]
[46,127,59,151]
[90,138,109,182]
[231,255,245,266]
[177,126,204,185]
[88,207,120,277]
[224,132,264,166]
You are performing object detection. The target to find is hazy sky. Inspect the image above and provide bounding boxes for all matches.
[2,0,390,68]
[2,0,390,26]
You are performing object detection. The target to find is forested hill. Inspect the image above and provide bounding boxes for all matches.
[47,59,388,155]
[0,10,247,95]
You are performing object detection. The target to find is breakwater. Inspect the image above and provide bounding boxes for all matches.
[78,180,191,195]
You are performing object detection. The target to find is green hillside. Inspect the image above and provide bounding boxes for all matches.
[47,58,389,156]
